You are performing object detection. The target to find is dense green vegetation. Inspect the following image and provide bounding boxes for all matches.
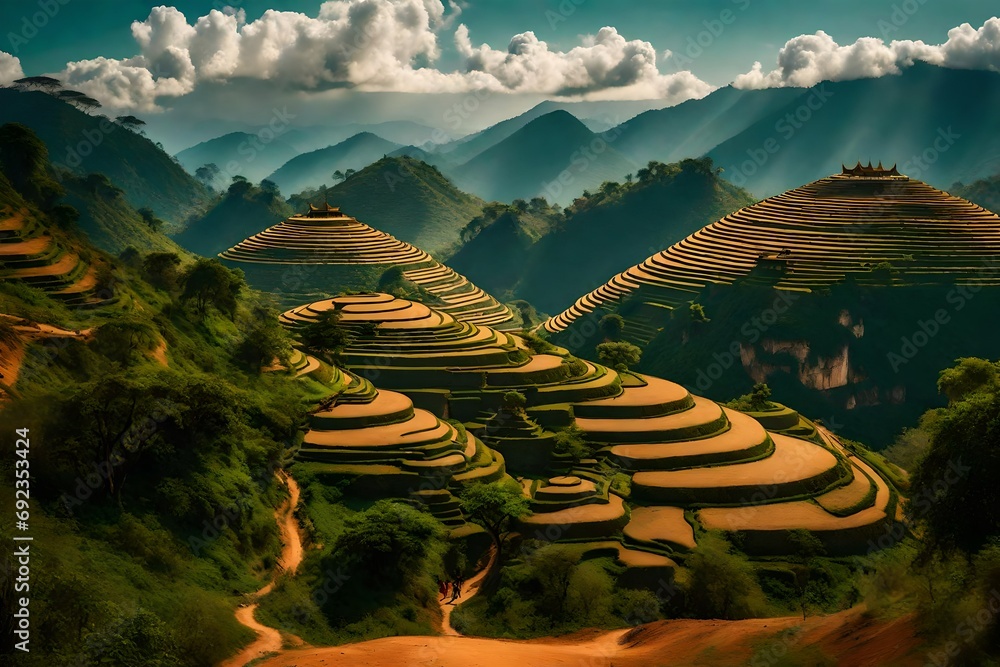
[0,87,208,225]
[0,134,315,665]
[451,157,756,311]
[173,177,293,257]
[290,156,486,256]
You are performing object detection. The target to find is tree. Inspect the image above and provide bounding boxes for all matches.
[937,357,1000,403]
[685,534,766,619]
[235,306,291,372]
[343,168,357,180]
[501,390,527,414]
[749,383,773,410]
[179,259,244,317]
[194,163,220,189]
[0,123,64,206]
[83,173,123,199]
[48,203,79,228]
[92,317,159,365]
[137,207,164,231]
[909,385,1000,554]
[552,425,589,462]
[115,115,146,133]
[512,198,529,213]
[531,544,578,619]
[689,302,709,322]
[334,500,445,581]
[259,178,280,197]
[297,310,350,362]
[142,252,181,291]
[596,341,641,372]
[598,313,625,340]
[459,480,531,563]
[332,169,345,184]
[624,172,634,184]
[13,76,61,91]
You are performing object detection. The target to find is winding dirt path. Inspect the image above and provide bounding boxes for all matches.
[439,546,496,636]
[221,472,304,667]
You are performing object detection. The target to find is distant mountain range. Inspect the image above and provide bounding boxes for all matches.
[175,131,302,184]
[448,110,637,205]
[0,88,208,226]
[266,132,401,195]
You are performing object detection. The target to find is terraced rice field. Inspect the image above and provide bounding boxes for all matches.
[282,295,901,560]
[0,206,109,306]
[544,171,1000,334]
[219,203,515,328]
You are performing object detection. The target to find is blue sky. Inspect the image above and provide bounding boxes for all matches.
[4,0,995,86]
[1,1,996,150]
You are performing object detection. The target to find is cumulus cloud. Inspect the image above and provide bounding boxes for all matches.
[52,0,712,111]
[455,25,711,102]
[735,17,1000,89]
[0,51,24,84]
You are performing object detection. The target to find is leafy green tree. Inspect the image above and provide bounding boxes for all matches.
[235,306,291,372]
[689,302,709,323]
[92,317,159,365]
[194,163,220,189]
[552,425,589,462]
[598,313,625,340]
[137,206,164,231]
[259,178,281,197]
[332,169,345,183]
[179,258,244,317]
[749,383,773,410]
[460,480,531,562]
[334,500,445,581]
[596,341,641,372]
[142,252,181,292]
[48,203,79,228]
[685,534,767,619]
[937,357,1000,403]
[531,544,577,619]
[0,122,64,206]
[115,115,146,133]
[910,387,1000,554]
[297,310,350,363]
[501,390,527,413]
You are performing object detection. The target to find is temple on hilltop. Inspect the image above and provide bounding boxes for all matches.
[543,167,1000,336]
[841,160,902,177]
[218,201,518,328]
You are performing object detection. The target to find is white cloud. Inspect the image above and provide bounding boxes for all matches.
[51,1,712,112]
[0,51,24,84]
[735,17,1000,89]
[455,25,712,102]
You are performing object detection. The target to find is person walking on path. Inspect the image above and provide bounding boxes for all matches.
[439,579,450,601]
[449,578,462,604]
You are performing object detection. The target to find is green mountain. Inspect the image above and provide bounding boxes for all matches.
[175,131,302,184]
[704,64,1000,196]
[446,201,559,296]
[267,132,401,195]
[952,171,1000,213]
[173,180,294,257]
[0,88,209,226]
[452,158,755,313]
[61,173,189,256]
[612,86,804,166]
[448,110,637,205]
[312,156,485,256]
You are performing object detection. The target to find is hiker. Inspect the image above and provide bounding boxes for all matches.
[449,578,462,603]
[439,579,449,601]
